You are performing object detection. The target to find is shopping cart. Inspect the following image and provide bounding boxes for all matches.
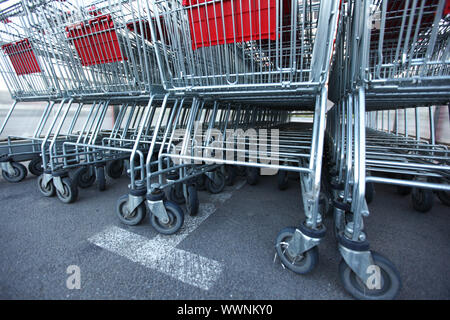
[0,1,170,211]
[38,0,204,232]
[0,1,112,197]
[0,1,66,183]
[16,1,163,204]
[148,0,340,274]
[365,107,449,211]
[327,0,449,299]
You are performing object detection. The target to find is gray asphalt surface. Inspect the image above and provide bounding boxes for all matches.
[0,169,449,300]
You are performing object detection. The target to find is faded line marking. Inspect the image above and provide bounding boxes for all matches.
[152,247,223,290]
[88,180,243,290]
[152,189,234,247]
[88,226,223,290]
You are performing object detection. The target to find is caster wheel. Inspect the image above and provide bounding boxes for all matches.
[37,174,55,197]
[28,158,43,176]
[116,194,146,226]
[186,185,199,216]
[365,182,375,204]
[397,185,411,196]
[411,187,434,213]
[195,174,207,191]
[436,190,450,207]
[150,201,184,235]
[106,160,124,179]
[56,177,78,204]
[277,170,288,190]
[275,227,319,274]
[97,166,106,191]
[246,167,259,186]
[169,183,185,205]
[73,166,96,189]
[339,251,401,300]
[2,162,27,183]
[223,165,236,186]
[206,170,226,194]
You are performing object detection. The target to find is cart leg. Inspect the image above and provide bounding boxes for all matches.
[275,89,328,274]
[337,89,401,300]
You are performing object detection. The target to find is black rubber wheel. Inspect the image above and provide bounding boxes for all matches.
[150,200,184,235]
[73,166,96,189]
[169,183,185,205]
[116,194,146,226]
[277,170,289,190]
[246,167,259,186]
[339,251,402,300]
[37,174,55,197]
[186,185,199,216]
[56,177,78,204]
[2,162,27,183]
[223,165,236,186]
[106,159,124,179]
[365,182,375,204]
[396,185,411,196]
[275,227,319,274]
[28,158,43,176]
[97,166,106,191]
[206,170,226,194]
[411,188,434,213]
[436,190,450,207]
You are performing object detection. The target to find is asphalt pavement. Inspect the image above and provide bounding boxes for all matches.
[0,169,449,300]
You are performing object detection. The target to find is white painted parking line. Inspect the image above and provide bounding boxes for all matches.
[88,226,169,262]
[151,202,217,248]
[151,247,223,290]
[88,226,223,290]
[88,183,244,290]
[153,190,234,247]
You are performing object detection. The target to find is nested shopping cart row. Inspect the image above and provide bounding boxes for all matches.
[0,0,448,300]
[327,0,449,299]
